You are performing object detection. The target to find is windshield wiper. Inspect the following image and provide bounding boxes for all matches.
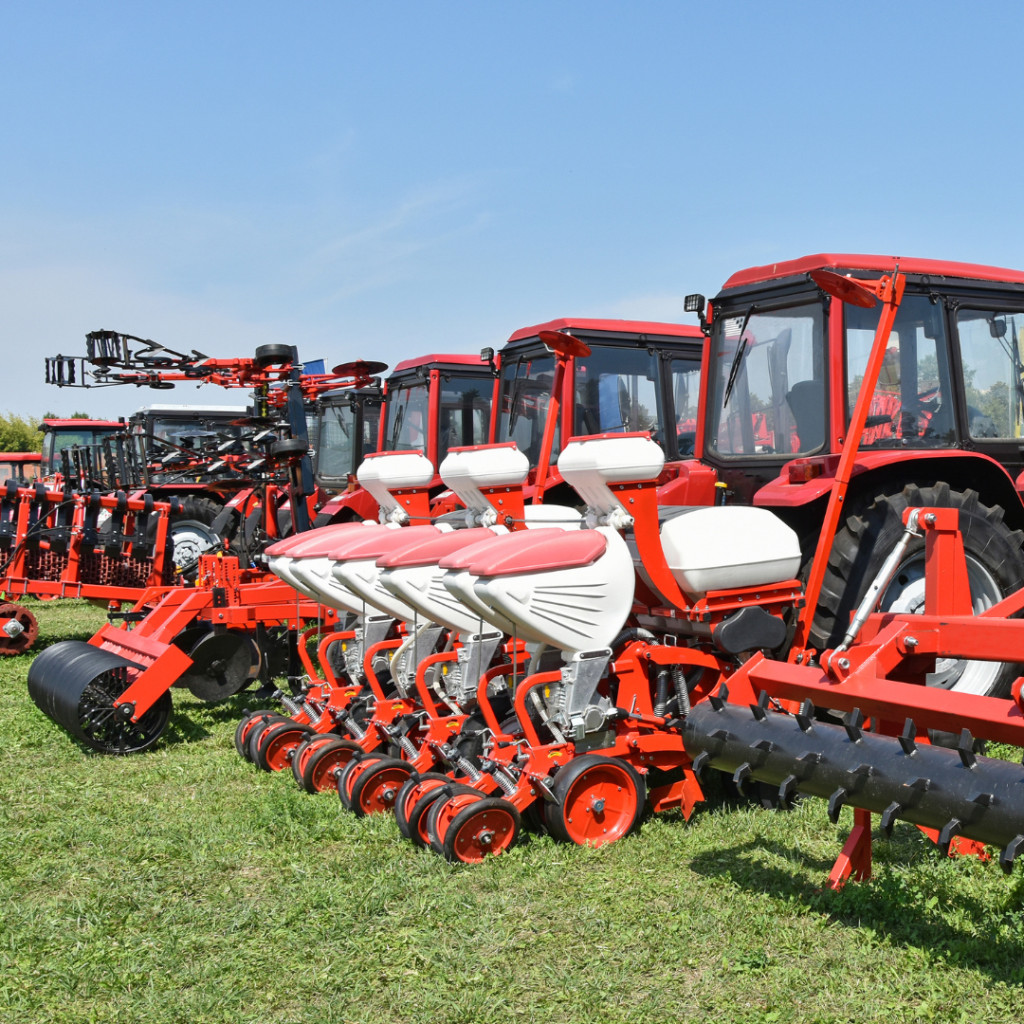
[722,305,756,409]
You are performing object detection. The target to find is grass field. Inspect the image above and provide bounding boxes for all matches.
[2,600,1023,1023]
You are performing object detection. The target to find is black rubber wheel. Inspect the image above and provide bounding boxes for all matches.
[80,686,173,755]
[233,708,281,760]
[254,343,295,368]
[811,483,1024,696]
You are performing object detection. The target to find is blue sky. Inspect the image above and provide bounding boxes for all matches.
[2,1,1022,420]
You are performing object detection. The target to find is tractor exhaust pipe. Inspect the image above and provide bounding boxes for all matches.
[682,687,1024,873]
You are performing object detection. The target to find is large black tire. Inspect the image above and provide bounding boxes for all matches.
[169,496,223,570]
[254,343,295,368]
[811,483,1024,696]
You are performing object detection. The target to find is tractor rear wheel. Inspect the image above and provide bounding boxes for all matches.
[811,484,1024,696]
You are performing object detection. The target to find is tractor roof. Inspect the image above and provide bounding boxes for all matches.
[720,253,1024,292]
[40,419,123,429]
[506,318,703,343]
[390,353,490,374]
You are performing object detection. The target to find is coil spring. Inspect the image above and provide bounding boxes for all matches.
[452,752,483,782]
[302,701,323,726]
[280,694,303,717]
[673,666,691,716]
[491,766,517,797]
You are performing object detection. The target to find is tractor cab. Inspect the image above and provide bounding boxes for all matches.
[0,452,41,486]
[690,254,1024,515]
[39,418,126,488]
[313,355,495,526]
[494,318,703,504]
[128,404,252,492]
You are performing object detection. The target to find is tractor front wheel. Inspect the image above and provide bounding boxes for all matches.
[810,484,1024,696]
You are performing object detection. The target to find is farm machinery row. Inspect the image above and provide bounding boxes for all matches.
[27,255,1024,886]
[228,265,1024,883]
[23,318,701,742]
[0,337,382,659]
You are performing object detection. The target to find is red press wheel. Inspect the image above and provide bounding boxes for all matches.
[425,785,486,855]
[235,711,287,762]
[337,753,379,810]
[301,738,363,794]
[291,732,340,788]
[394,772,452,840]
[442,797,521,863]
[348,757,415,818]
[543,755,645,848]
[255,720,313,772]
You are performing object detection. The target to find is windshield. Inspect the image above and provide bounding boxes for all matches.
[707,302,825,457]
[316,396,380,483]
[384,382,430,453]
[496,352,557,465]
[845,293,954,448]
[135,416,246,484]
[573,344,662,434]
[0,460,39,485]
[41,427,122,476]
[955,307,1024,440]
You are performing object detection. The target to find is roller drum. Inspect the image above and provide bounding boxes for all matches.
[683,697,1024,868]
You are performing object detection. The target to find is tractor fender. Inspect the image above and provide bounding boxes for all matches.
[753,450,1024,529]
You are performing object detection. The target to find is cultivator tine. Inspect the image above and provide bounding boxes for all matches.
[795,700,814,733]
[843,708,865,743]
[1000,835,1024,874]
[880,801,902,837]
[899,719,918,756]
[957,728,977,769]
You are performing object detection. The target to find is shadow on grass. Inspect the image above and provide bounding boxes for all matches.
[688,835,1024,984]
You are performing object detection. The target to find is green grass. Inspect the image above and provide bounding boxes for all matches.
[2,601,1022,1023]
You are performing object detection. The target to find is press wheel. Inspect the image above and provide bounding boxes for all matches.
[348,757,414,818]
[543,755,645,847]
[234,708,283,760]
[442,797,521,863]
[301,737,363,794]
[425,784,486,855]
[291,732,339,788]
[255,720,313,772]
[336,753,378,810]
[395,772,452,840]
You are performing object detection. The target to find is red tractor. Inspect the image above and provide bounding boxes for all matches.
[684,254,1024,696]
